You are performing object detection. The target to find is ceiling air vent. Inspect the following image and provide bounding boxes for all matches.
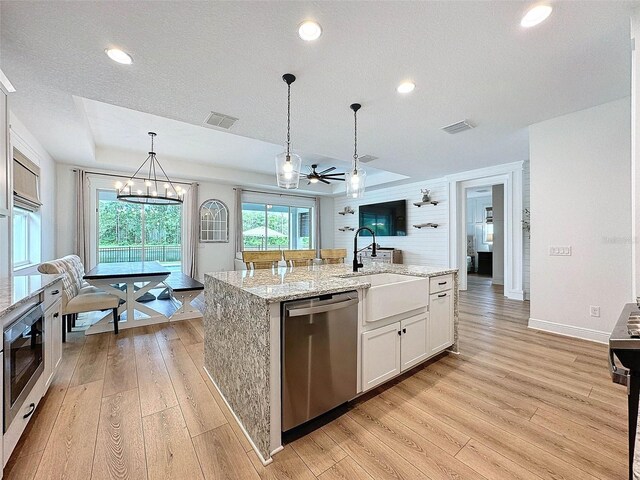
[358,155,378,163]
[441,120,475,134]
[203,111,239,130]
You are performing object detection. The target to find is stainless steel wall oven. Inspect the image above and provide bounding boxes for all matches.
[4,299,44,432]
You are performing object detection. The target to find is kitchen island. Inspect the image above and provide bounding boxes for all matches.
[204,263,458,464]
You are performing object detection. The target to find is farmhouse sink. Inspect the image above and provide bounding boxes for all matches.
[360,273,429,323]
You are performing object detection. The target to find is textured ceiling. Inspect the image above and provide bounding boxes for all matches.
[0,0,635,183]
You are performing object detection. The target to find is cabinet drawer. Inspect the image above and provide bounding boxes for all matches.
[3,375,45,463]
[430,274,453,294]
[43,280,62,311]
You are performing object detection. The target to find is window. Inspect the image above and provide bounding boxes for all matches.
[240,193,315,251]
[97,190,182,272]
[13,207,40,270]
[200,199,229,242]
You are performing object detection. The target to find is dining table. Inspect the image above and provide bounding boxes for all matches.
[83,261,171,334]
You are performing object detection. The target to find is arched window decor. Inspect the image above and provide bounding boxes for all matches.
[199,199,229,243]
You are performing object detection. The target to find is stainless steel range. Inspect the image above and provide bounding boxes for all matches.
[3,297,44,432]
[609,303,640,480]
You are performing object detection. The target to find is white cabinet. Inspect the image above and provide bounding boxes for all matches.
[362,322,401,391]
[400,314,428,371]
[429,290,454,354]
[43,298,62,388]
[0,88,8,216]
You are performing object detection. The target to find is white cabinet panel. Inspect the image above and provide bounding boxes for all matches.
[429,291,454,354]
[362,322,401,391]
[0,90,7,216]
[400,314,428,372]
[44,298,62,389]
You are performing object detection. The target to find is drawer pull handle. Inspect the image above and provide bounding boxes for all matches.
[53,313,59,318]
[438,281,447,285]
[51,290,60,295]
[23,403,35,419]
[438,293,447,298]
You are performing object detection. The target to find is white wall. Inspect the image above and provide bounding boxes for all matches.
[333,179,449,266]
[529,98,632,343]
[492,184,504,285]
[10,113,57,272]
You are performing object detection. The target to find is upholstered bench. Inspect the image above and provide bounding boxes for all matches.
[38,255,120,341]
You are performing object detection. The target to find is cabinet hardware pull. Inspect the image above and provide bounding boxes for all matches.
[402,328,407,334]
[53,313,59,318]
[397,331,401,336]
[23,403,35,419]
[438,293,447,298]
[51,290,60,295]
[438,282,447,285]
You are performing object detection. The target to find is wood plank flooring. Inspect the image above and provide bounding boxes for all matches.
[4,276,627,479]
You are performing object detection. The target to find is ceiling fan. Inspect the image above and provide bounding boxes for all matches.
[306,164,346,185]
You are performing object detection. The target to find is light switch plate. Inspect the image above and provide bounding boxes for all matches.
[549,246,572,256]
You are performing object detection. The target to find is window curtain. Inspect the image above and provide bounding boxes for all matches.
[234,187,243,253]
[74,169,89,266]
[315,196,321,257]
[182,182,199,278]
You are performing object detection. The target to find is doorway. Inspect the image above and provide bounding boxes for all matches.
[465,185,505,292]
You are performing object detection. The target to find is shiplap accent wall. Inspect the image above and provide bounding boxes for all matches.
[333,179,450,266]
[522,160,530,299]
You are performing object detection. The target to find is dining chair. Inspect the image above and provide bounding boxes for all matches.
[320,248,348,265]
[38,255,121,340]
[283,250,316,267]
[242,251,282,270]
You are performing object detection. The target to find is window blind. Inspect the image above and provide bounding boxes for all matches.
[13,148,41,212]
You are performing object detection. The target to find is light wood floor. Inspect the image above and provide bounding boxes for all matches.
[4,277,627,479]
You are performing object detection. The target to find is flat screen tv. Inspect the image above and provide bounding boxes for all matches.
[359,200,407,236]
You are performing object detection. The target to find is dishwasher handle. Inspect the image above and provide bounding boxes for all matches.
[287,298,358,317]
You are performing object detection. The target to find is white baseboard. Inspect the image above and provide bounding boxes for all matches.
[528,317,609,344]
[506,289,525,301]
[203,366,275,466]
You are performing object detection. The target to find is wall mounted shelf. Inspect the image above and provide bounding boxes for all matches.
[338,226,355,232]
[413,201,439,207]
[338,208,355,215]
[413,223,439,229]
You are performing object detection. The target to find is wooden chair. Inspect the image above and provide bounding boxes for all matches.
[283,250,316,267]
[321,248,347,264]
[242,251,282,270]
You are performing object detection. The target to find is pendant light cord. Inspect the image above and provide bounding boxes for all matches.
[286,82,291,157]
[353,108,358,172]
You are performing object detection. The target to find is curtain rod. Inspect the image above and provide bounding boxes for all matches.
[235,187,319,200]
[72,168,196,187]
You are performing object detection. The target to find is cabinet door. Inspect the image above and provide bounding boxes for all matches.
[400,314,428,372]
[43,300,62,388]
[429,291,454,354]
[362,322,400,392]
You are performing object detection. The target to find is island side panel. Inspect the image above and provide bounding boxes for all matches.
[204,275,272,459]
[452,271,459,353]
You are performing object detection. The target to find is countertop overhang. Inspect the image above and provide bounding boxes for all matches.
[0,273,63,317]
[205,263,457,304]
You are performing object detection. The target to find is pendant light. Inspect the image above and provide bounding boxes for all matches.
[116,132,184,205]
[345,103,366,198]
[275,73,302,189]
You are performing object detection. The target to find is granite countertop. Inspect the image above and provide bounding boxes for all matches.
[0,274,62,317]
[206,263,457,304]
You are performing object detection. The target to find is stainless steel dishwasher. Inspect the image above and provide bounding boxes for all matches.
[282,291,358,431]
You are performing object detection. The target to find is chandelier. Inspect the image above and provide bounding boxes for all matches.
[115,132,184,205]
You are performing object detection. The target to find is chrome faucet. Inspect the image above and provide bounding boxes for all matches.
[353,227,377,272]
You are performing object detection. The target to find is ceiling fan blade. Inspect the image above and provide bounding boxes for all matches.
[318,167,336,175]
[331,177,346,181]
[324,173,346,177]
[320,178,331,185]
[307,181,311,185]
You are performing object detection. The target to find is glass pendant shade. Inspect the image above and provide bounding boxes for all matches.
[275,151,302,189]
[345,167,367,199]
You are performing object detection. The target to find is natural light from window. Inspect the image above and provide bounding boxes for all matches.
[242,202,312,251]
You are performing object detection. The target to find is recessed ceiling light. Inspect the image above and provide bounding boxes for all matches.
[298,21,322,41]
[520,5,553,28]
[105,48,133,65]
[397,81,415,94]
